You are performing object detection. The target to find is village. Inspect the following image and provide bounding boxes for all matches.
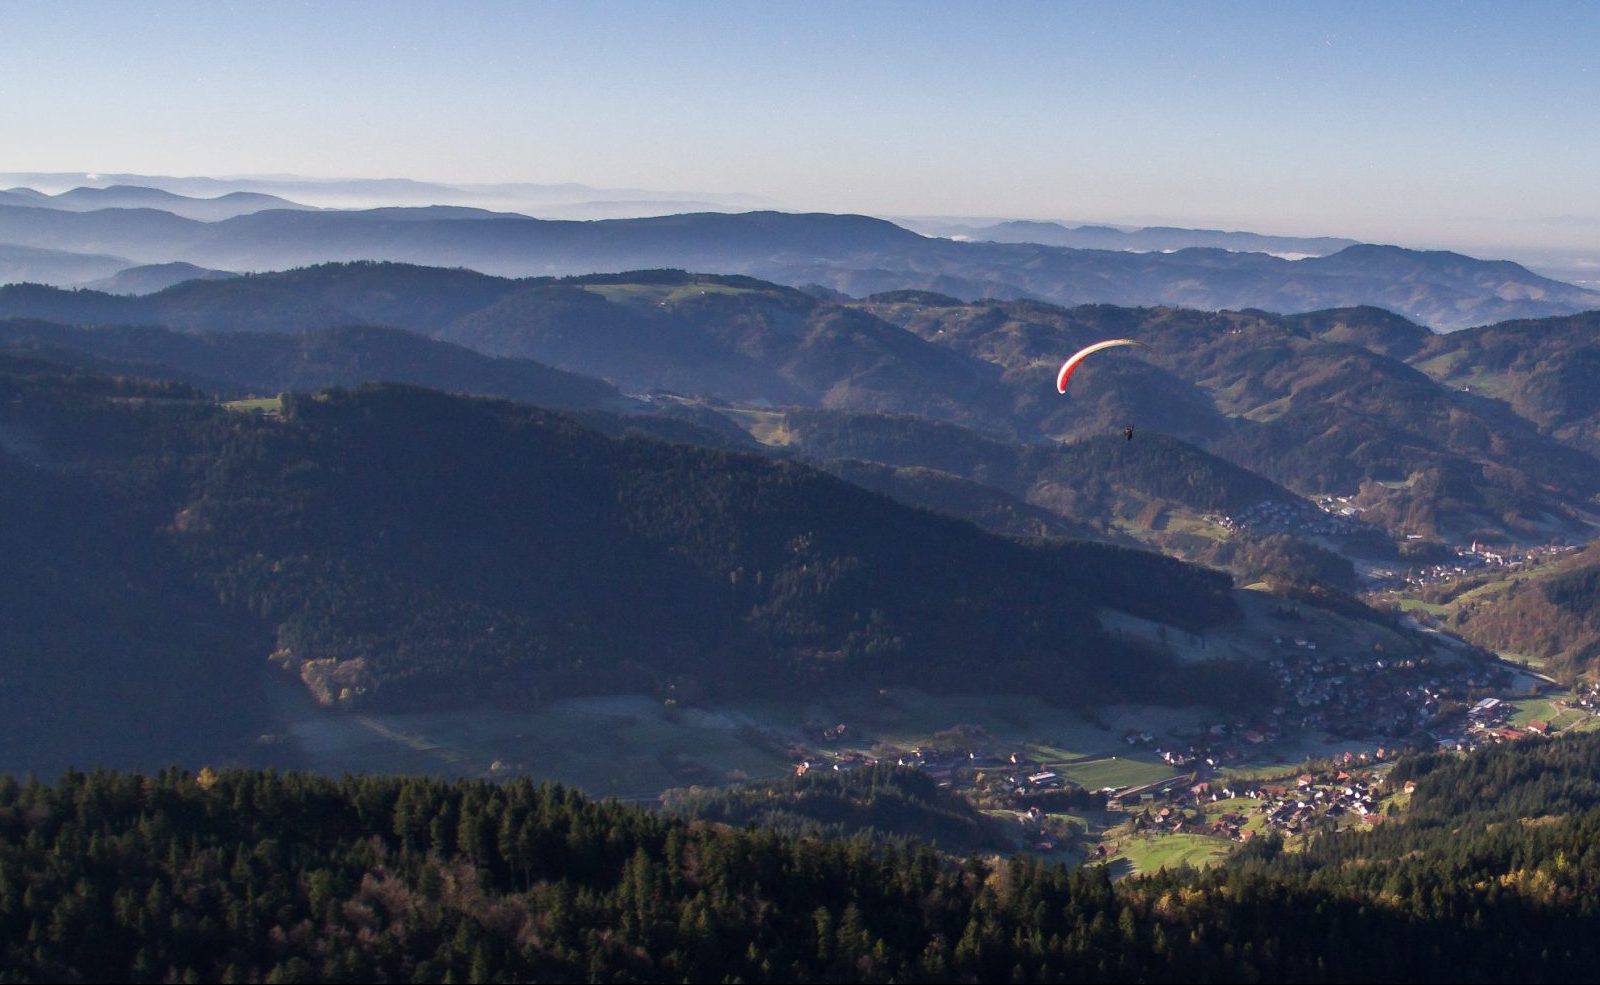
[1211,496,1580,593]
[785,617,1592,867]
[1367,541,1578,591]
[1209,497,1367,540]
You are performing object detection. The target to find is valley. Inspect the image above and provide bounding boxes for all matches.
[0,189,1595,963]
[9,5,1600,978]
[248,574,1578,875]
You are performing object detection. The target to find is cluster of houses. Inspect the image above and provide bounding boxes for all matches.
[781,632,1563,860]
[1246,769,1385,834]
[794,742,1071,794]
[1370,541,1578,591]
[1144,721,1279,771]
[792,751,875,776]
[1429,696,1551,750]
[1125,801,1223,838]
[1262,630,1513,743]
[1112,765,1387,840]
[1210,498,1366,539]
[894,745,1020,786]
[1314,494,1365,518]
[1012,805,1076,853]
[1569,681,1600,714]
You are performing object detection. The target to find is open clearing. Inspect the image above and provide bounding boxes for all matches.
[1115,833,1232,874]
[265,677,1228,800]
[268,682,792,798]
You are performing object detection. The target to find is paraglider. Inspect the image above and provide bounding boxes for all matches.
[1055,338,1151,394]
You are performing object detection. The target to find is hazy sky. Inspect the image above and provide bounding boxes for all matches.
[3,1,1598,252]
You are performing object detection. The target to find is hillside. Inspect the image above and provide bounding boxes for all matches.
[1409,310,1600,456]
[1400,542,1600,680]
[780,410,1291,519]
[0,355,1259,775]
[0,268,1022,432]
[816,459,1104,541]
[772,410,1372,588]
[0,262,521,335]
[0,318,631,413]
[441,272,1017,429]
[864,297,1600,544]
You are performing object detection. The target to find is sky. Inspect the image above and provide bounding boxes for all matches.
[2,1,1598,254]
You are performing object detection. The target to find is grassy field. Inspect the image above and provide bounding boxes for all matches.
[268,683,1220,800]
[1056,756,1176,791]
[711,406,794,446]
[1202,797,1271,835]
[222,396,283,414]
[580,281,761,305]
[1114,832,1232,874]
[1511,695,1571,729]
[1395,597,1449,616]
[271,684,793,798]
[1500,650,1554,671]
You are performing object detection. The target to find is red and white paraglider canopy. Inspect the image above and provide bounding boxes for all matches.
[1055,338,1151,394]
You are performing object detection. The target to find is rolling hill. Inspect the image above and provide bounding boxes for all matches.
[865,297,1600,544]
[1409,311,1600,456]
[5,264,1596,549]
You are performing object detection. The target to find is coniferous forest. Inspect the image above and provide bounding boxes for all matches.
[6,732,1600,982]
[8,5,1600,979]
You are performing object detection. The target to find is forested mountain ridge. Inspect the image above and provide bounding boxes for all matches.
[0,355,1250,761]
[10,731,1600,981]
[0,317,632,413]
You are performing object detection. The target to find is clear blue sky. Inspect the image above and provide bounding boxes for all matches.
[2,0,1597,251]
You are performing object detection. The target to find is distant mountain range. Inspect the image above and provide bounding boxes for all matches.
[0,183,311,220]
[0,183,1596,328]
[901,217,1361,257]
[0,171,772,214]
